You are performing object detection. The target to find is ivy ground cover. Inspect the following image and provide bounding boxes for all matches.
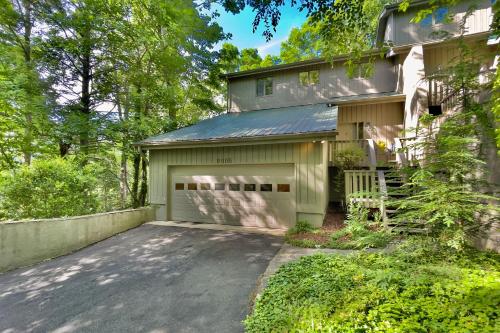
[245,238,500,333]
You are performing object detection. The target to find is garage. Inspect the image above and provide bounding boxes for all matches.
[139,104,338,228]
[169,165,295,228]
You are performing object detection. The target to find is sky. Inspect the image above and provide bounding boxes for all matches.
[211,3,307,57]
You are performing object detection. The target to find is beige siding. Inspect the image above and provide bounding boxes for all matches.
[229,59,397,112]
[337,102,404,145]
[149,142,329,227]
[424,40,497,75]
[388,0,492,46]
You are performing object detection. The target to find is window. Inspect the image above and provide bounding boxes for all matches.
[277,184,290,192]
[256,77,273,96]
[260,184,272,192]
[420,7,449,27]
[435,7,448,24]
[244,184,256,191]
[215,183,225,191]
[175,183,184,190]
[200,183,211,190]
[229,184,240,191]
[187,183,197,190]
[352,122,365,140]
[429,105,443,116]
[299,70,320,86]
[353,64,372,79]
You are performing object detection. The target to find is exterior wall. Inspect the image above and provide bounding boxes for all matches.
[229,60,397,112]
[149,142,329,227]
[385,0,492,46]
[337,102,404,145]
[0,208,154,272]
[424,39,497,75]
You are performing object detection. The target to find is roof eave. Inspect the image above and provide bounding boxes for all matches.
[222,49,384,79]
[136,130,338,150]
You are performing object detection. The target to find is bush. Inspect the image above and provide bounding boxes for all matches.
[329,202,393,249]
[0,158,99,220]
[288,220,316,234]
[245,238,500,333]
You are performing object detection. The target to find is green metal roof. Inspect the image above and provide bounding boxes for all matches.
[139,104,338,147]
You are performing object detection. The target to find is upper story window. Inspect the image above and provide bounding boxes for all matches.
[256,77,273,96]
[299,70,320,86]
[420,7,449,27]
[353,63,372,79]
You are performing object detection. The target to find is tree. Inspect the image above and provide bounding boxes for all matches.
[0,0,53,166]
[218,42,240,72]
[239,48,263,71]
[280,19,323,63]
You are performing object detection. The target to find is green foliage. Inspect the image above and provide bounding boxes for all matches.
[279,19,323,63]
[330,202,393,249]
[245,238,500,333]
[0,0,227,215]
[239,48,263,71]
[288,220,316,234]
[334,146,365,170]
[392,31,498,249]
[0,158,99,220]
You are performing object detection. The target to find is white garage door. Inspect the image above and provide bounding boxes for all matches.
[169,165,295,229]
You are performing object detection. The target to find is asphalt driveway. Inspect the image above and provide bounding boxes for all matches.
[0,224,283,333]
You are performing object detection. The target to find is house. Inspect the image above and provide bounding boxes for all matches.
[138,0,497,229]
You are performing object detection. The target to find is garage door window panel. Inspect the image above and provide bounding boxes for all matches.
[188,183,197,190]
[244,184,256,191]
[278,184,290,192]
[200,183,211,190]
[260,184,272,192]
[215,183,225,191]
[229,184,240,191]
[175,183,185,190]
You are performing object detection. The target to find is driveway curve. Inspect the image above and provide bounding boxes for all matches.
[0,224,283,333]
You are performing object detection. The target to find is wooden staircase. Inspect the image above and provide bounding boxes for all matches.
[378,168,429,234]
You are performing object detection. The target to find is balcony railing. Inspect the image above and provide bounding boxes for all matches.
[329,139,377,168]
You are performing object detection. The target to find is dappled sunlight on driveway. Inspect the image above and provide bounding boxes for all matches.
[0,224,282,333]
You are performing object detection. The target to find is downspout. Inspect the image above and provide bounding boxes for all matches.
[226,76,231,113]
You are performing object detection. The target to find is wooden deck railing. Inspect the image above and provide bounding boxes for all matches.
[329,139,377,168]
[344,169,389,227]
[344,170,380,208]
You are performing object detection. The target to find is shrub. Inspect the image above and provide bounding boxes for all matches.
[288,220,316,234]
[329,202,393,249]
[0,158,99,220]
[334,146,365,170]
[245,238,500,333]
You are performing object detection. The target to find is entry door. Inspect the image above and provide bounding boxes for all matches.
[169,165,295,229]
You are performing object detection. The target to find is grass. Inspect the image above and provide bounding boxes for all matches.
[245,237,500,333]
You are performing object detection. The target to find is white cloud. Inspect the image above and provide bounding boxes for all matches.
[256,36,287,56]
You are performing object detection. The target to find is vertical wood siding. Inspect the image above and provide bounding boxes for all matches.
[336,102,404,146]
[229,60,397,112]
[148,142,328,221]
[388,0,491,46]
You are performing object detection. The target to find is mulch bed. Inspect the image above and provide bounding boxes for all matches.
[289,208,347,246]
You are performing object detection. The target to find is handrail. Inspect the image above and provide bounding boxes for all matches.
[367,139,377,169]
[394,137,407,166]
[377,170,389,228]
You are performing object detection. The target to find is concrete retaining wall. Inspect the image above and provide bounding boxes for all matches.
[0,207,154,272]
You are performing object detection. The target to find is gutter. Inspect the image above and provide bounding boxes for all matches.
[135,130,338,150]
[221,49,384,79]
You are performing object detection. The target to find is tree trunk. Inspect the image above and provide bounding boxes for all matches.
[80,24,92,157]
[117,88,129,208]
[131,151,141,208]
[139,151,148,206]
[22,0,33,165]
